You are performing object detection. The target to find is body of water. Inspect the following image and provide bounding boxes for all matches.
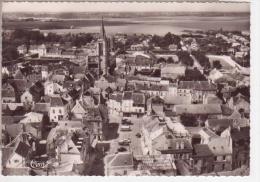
[39,16,250,35]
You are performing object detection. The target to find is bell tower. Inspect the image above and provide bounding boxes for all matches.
[97,16,109,76]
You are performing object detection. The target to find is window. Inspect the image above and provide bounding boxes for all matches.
[14,159,19,163]
[223,155,226,161]
[214,156,217,161]
[53,109,55,114]
[59,109,62,114]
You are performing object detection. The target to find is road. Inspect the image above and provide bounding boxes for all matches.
[105,114,143,156]
[190,54,204,74]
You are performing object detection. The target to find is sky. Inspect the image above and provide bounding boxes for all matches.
[2,2,250,13]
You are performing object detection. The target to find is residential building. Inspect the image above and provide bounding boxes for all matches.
[193,144,214,174]
[49,96,69,122]
[104,152,134,176]
[122,91,146,117]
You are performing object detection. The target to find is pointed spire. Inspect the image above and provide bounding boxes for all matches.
[100,16,106,39]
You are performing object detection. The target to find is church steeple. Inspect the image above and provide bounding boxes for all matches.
[100,16,106,39]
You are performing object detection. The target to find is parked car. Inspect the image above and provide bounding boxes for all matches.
[118,139,131,146]
[136,133,141,138]
[122,118,132,125]
[120,125,131,131]
[117,147,127,152]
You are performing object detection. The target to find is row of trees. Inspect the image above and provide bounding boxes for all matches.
[191,51,210,69]
[2,29,95,63]
[176,51,194,67]
[151,32,181,49]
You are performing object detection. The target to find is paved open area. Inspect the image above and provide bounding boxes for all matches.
[105,114,143,156]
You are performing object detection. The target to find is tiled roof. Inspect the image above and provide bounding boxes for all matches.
[107,152,134,168]
[136,155,176,171]
[205,95,223,104]
[143,116,162,133]
[175,104,222,115]
[178,81,217,91]
[164,95,191,105]
[161,65,185,75]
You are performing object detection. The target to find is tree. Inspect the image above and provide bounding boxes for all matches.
[2,45,19,62]
[177,51,194,66]
[213,60,222,70]
[166,57,174,64]
[157,57,166,64]
[180,114,199,127]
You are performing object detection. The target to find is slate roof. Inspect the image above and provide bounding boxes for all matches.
[2,89,16,98]
[123,91,133,100]
[2,116,26,125]
[50,96,68,107]
[221,105,234,116]
[154,134,192,154]
[109,93,123,103]
[33,103,50,113]
[5,124,23,138]
[2,147,15,167]
[10,79,32,94]
[193,144,214,157]
[231,127,250,141]
[207,119,234,132]
[15,141,31,158]
[132,93,145,105]
[84,107,102,122]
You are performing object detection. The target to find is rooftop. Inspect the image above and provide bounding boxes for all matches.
[50,96,68,107]
[193,144,214,157]
[105,152,134,168]
[178,81,217,91]
[175,104,222,115]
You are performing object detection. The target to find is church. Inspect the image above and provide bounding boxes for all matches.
[97,16,109,76]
